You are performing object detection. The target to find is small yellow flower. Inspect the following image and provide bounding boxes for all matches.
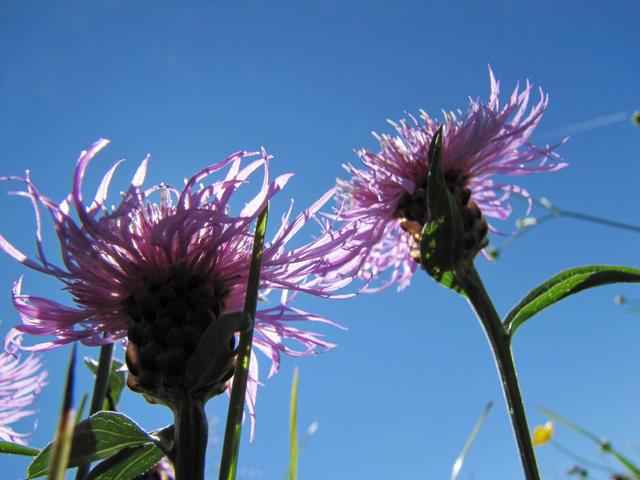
[532,421,554,446]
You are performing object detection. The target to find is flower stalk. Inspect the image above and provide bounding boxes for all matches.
[219,205,269,480]
[419,129,540,479]
[174,396,207,480]
[457,263,540,480]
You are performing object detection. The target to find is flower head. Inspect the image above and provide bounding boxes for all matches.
[1,139,358,435]
[0,350,47,444]
[337,68,567,291]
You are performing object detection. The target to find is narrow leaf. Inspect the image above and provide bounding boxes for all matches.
[289,368,299,480]
[451,402,493,480]
[75,394,89,425]
[504,265,640,336]
[219,205,269,480]
[28,412,154,478]
[48,344,77,480]
[0,440,40,456]
[281,421,319,480]
[85,444,165,480]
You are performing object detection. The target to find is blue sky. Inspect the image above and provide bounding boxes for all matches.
[1,1,639,478]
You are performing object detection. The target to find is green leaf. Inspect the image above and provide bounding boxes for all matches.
[86,443,166,480]
[48,343,77,480]
[289,368,299,480]
[419,127,465,294]
[504,265,640,336]
[28,412,154,478]
[451,402,493,480]
[0,440,40,456]
[219,205,269,480]
[84,357,126,410]
[539,407,640,478]
[75,394,88,425]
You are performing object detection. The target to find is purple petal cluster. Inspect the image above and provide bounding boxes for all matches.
[0,139,359,436]
[336,68,568,291]
[0,350,47,444]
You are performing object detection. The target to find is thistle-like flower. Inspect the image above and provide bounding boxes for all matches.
[0,139,358,433]
[337,68,567,291]
[0,350,47,444]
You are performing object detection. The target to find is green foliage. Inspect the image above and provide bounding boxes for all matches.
[0,440,40,457]
[504,265,640,336]
[48,344,77,480]
[289,368,299,480]
[84,357,126,411]
[219,205,269,480]
[419,127,465,294]
[28,412,156,478]
[75,394,89,425]
[85,443,165,480]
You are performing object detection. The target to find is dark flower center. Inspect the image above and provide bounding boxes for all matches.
[124,271,231,397]
[395,168,489,260]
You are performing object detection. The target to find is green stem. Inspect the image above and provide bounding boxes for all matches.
[559,209,640,234]
[74,342,114,480]
[219,206,269,480]
[458,264,540,480]
[173,396,207,480]
[88,343,115,415]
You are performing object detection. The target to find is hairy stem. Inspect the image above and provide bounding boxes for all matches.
[458,264,540,480]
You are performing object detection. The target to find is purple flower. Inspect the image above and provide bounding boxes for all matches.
[0,350,47,444]
[336,68,567,291]
[0,139,358,437]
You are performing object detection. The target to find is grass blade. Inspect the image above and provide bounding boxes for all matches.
[48,344,77,480]
[289,368,299,480]
[219,205,269,480]
[75,394,88,425]
[451,402,493,480]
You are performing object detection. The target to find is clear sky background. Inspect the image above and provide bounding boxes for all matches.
[1,1,639,479]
